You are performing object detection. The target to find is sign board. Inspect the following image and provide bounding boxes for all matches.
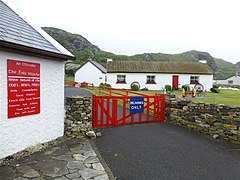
[130,96,144,114]
[7,59,40,118]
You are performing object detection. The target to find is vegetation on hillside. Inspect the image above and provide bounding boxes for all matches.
[214,58,237,79]
[43,27,239,80]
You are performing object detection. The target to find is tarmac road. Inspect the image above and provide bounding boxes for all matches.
[64,87,240,180]
[96,122,240,180]
[64,86,92,99]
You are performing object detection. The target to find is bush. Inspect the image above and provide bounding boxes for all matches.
[210,88,220,93]
[131,84,139,91]
[213,84,220,89]
[165,85,172,92]
[100,82,111,87]
[182,84,190,91]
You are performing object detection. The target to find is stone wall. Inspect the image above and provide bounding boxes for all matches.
[166,99,240,144]
[65,96,92,137]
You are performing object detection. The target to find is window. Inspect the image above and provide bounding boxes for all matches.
[116,75,126,83]
[190,76,199,84]
[228,80,233,84]
[146,75,156,84]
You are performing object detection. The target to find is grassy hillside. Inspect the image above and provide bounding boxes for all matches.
[214,58,236,79]
[43,27,238,79]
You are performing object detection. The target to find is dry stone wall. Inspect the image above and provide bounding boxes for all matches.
[166,99,240,144]
[65,96,92,137]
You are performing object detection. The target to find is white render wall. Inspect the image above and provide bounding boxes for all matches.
[75,62,105,86]
[107,73,213,91]
[216,76,240,86]
[0,50,65,159]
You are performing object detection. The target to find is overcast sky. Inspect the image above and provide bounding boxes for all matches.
[4,0,240,64]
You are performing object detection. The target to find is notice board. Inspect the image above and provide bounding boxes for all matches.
[7,59,40,118]
[130,96,144,114]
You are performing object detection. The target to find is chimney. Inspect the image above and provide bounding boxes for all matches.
[199,60,207,64]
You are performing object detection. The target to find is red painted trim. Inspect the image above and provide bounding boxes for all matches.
[116,82,127,84]
[146,81,156,84]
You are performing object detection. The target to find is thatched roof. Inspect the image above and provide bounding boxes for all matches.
[107,61,213,74]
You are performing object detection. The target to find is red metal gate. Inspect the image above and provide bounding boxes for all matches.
[92,88,166,128]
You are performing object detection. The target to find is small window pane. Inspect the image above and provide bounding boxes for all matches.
[146,75,156,83]
[117,75,126,83]
[190,76,199,84]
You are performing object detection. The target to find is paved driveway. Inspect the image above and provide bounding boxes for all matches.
[96,123,240,180]
[64,86,92,99]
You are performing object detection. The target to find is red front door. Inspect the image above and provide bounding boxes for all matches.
[172,75,179,90]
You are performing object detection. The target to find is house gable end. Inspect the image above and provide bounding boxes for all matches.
[75,60,106,74]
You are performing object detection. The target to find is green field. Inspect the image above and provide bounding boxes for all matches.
[191,89,240,107]
[87,88,240,107]
[65,75,74,81]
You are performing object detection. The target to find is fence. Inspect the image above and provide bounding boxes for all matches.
[93,87,166,128]
[75,82,94,90]
[65,80,76,86]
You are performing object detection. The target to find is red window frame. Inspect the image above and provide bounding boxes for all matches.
[116,75,126,84]
[146,75,156,84]
[190,76,199,84]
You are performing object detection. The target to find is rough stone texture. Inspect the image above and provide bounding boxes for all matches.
[0,138,110,180]
[79,168,105,180]
[94,174,109,180]
[0,166,16,179]
[166,98,240,144]
[86,131,97,139]
[65,96,92,138]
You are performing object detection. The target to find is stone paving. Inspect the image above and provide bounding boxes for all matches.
[0,138,113,180]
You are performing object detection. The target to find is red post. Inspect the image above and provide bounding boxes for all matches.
[153,94,157,122]
[147,97,150,122]
[106,97,110,126]
[112,99,118,126]
[92,95,96,128]
[160,94,166,121]
[123,98,126,125]
[100,97,104,126]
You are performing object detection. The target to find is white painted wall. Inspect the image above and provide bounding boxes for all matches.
[75,62,105,86]
[216,76,240,86]
[0,50,65,159]
[107,73,213,91]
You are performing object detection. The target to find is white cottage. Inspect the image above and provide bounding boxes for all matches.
[216,72,240,87]
[107,61,213,91]
[0,0,74,159]
[75,59,107,86]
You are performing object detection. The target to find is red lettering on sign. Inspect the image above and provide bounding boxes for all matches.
[7,59,40,118]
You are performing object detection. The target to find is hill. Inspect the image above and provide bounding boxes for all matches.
[42,27,239,79]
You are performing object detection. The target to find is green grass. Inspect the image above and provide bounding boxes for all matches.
[86,87,240,107]
[65,75,74,81]
[191,90,240,106]
[139,89,240,107]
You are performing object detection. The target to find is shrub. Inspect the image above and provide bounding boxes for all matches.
[213,84,220,89]
[210,88,220,93]
[165,85,172,92]
[131,84,139,91]
[100,82,111,87]
[182,84,190,91]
